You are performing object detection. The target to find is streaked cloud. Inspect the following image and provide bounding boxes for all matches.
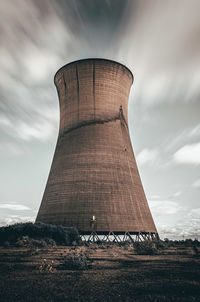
[0,204,31,211]
[173,142,200,165]
[0,142,23,156]
[136,148,158,166]
[149,200,183,216]
[173,191,182,198]
[13,120,56,142]
[148,191,182,201]
[189,124,200,138]
[193,179,200,188]
[0,115,12,127]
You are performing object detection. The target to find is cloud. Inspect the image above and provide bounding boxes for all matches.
[0,215,35,227]
[0,204,31,211]
[13,120,57,142]
[1,0,200,146]
[173,142,200,165]
[0,142,23,156]
[148,191,182,202]
[139,75,170,107]
[173,191,182,197]
[158,223,200,240]
[188,208,200,218]
[166,124,200,152]
[0,111,58,142]
[155,207,200,239]
[116,0,200,109]
[193,179,200,188]
[164,130,189,153]
[136,148,158,166]
[189,124,200,138]
[22,46,61,83]
[148,195,161,200]
[0,115,12,127]
[149,199,183,216]
[147,191,199,240]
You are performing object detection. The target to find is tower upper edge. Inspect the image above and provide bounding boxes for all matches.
[54,58,134,85]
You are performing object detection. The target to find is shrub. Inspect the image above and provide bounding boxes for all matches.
[59,251,88,270]
[155,240,168,249]
[0,222,80,246]
[134,241,158,255]
[39,259,54,273]
[15,236,56,248]
[161,238,200,248]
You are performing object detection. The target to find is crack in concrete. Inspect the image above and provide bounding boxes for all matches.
[59,114,121,137]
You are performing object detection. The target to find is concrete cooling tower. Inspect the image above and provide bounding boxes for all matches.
[36,58,158,241]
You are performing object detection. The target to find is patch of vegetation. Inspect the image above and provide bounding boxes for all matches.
[156,238,200,250]
[39,259,54,273]
[0,222,80,246]
[133,239,200,255]
[59,251,89,270]
[15,236,56,248]
[163,238,200,247]
[134,240,158,255]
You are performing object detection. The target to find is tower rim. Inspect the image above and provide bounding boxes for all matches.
[54,58,134,84]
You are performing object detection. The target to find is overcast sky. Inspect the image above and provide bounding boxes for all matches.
[0,0,200,239]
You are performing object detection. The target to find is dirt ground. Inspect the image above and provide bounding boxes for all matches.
[0,244,200,302]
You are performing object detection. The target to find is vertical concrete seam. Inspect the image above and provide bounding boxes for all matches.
[76,64,80,121]
[63,73,66,95]
[93,61,96,120]
[62,73,67,130]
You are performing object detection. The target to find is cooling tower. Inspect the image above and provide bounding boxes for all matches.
[36,58,158,241]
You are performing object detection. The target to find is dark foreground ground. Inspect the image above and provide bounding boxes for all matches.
[0,244,200,302]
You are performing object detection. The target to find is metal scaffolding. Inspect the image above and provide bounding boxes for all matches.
[80,231,159,243]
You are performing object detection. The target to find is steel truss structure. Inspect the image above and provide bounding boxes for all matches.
[80,231,159,243]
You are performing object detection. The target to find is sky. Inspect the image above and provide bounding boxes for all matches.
[0,0,200,239]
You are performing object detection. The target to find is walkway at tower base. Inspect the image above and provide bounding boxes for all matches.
[80,231,159,243]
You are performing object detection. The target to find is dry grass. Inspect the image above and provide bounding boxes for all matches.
[0,243,199,301]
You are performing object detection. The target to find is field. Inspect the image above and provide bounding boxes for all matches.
[0,243,200,302]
